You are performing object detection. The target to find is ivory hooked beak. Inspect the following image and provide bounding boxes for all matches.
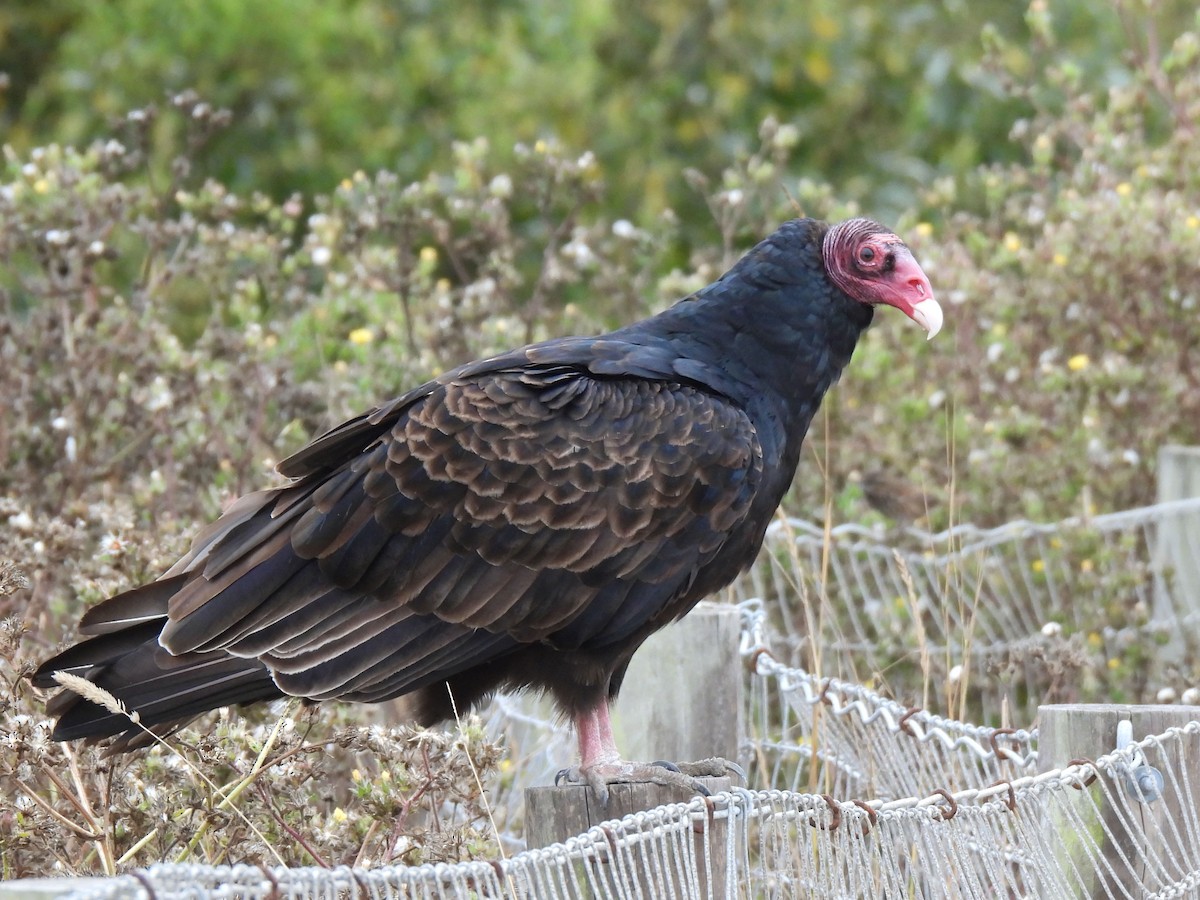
[910,297,943,341]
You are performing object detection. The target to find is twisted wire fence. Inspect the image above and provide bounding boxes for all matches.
[59,718,1200,899]
[47,497,1200,898]
[739,599,1038,803]
[734,496,1200,722]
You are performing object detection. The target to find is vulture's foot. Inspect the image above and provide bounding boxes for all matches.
[555,757,745,805]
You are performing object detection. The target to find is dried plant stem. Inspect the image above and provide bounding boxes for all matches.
[353,818,382,869]
[895,551,931,711]
[938,397,984,723]
[16,782,101,841]
[253,780,329,868]
[61,741,115,875]
[36,760,101,828]
[115,828,159,866]
[177,710,291,864]
[445,685,510,876]
[217,711,289,812]
[50,671,287,867]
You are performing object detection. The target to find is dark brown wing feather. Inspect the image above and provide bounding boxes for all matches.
[37,362,762,737]
[166,364,761,676]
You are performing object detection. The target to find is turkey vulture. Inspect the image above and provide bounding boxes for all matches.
[35,217,940,796]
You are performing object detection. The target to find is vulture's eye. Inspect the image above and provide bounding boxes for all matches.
[859,246,876,263]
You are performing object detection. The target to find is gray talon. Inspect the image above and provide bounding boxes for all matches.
[584,772,612,806]
[674,756,747,784]
[724,760,748,784]
[651,760,682,773]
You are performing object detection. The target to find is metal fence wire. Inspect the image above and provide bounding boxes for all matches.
[58,722,1200,900]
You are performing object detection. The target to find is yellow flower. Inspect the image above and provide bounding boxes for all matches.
[916,222,934,238]
[1031,559,1045,574]
[1080,559,1093,573]
[534,139,548,154]
[811,12,840,39]
[348,327,374,346]
[1067,354,1089,372]
[1187,216,1200,230]
[33,178,50,194]
[1003,232,1021,253]
[1107,658,1120,670]
[351,769,363,782]
[803,52,833,86]
[1086,632,1103,649]
[1052,252,1068,267]
[331,807,348,824]
[1115,182,1132,197]
[419,246,438,265]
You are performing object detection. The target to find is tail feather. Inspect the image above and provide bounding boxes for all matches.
[78,576,188,636]
[48,653,281,742]
[35,578,282,744]
[30,621,165,689]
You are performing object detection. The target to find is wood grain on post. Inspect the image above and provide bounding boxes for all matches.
[1038,704,1200,898]
[525,777,731,899]
[0,878,111,900]
[1155,446,1200,660]
[613,602,743,764]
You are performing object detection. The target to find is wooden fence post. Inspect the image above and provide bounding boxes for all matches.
[1038,703,1200,898]
[524,602,743,897]
[612,601,743,765]
[525,776,731,899]
[1155,446,1200,655]
[0,878,109,899]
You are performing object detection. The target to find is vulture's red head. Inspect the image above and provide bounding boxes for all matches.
[823,218,942,339]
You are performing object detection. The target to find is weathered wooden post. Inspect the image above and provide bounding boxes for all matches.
[525,776,731,898]
[0,878,110,900]
[525,602,742,897]
[613,602,743,764]
[1155,446,1200,656]
[1038,703,1200,898]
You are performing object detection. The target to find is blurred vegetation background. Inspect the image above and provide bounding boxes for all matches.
[2,0,1192,228]
[2,0,1198,524]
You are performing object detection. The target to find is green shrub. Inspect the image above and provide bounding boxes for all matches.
[8,0,1194,236]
